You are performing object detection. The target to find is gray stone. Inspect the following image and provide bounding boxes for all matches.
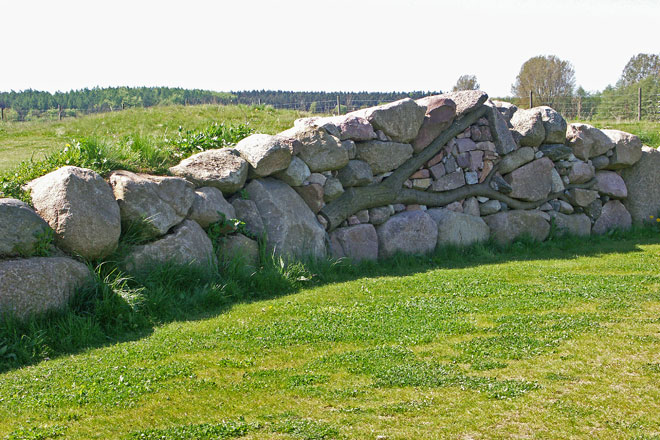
[323,177,344,203]
[565,123,615,160]
[412,96,456,153]
[504,158,554,202]
[329,224,379,261]
[376,211,438,258]
[456,152,471,168]
[189,187,236,228]
[483,210,550,244]
[0,257,90,320]
[125,220,216,273]
[498,146,535,174]
[602,129,643,169]
[480,199,501,216]
[369,205,395,225]
[294,184,325,214]
[463,197,480,217]
[465,171,479,185]
[246,178,326,259]
[273,156,311,187]
[341,140,357,160]
[293,116,341,138]
[535,151,544,159]
[356,141,413,174]
[358,98,426,143]
[551,168,565,193]
[355,209,370,223]
[538,106,567,144]
[456,138,478,153]
[445,155,458,173]
[484,101,517,155]
[539,144,572,161]
[592,200,632,234]
[550,213,591,237]
[621,146,660,224]
[566,188,599,207]
[235,134,292,177]
[427,208,489,247]
[558,200,574,214]
[594,171,627,199]
[431,170,466,192]
[432,91,488,118]
[231,199,265,237]
[306,172,327,186]
[0,198,51,258]
[109,170,195,239]
[584,199,603,220]
[510,108,545,148]
[591,155,610,170]
[169,148,248,195]
[430,163,446,179]
[28,166,120,259]
[568,161,595,184]
[217,233,260,267]
[281,125,348,172]
[337,160,373,187]
[490,174,513,194]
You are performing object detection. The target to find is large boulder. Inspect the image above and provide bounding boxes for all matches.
[245,178,326,259]
[602,129,643,169]
[0,198,51,258]
[498,146,535,174]
[280,125,348,172]
[336,160,373,187]
[358,98,426,143]
[28,166,120,259]
[412,96,456,153]
[109,170,195,239]
[231,199,265,237]
[538,106,567,144]
[235,134,292,177]
[592,200,632,234]
[0,257,90,320]
[124,220,216,273]
[565,124,615,160]
[510,108,545,148]
[504,158,554,201]
[426,208,490,247]
[273,156,311,187]
[621,147,660,224]
[329,224,379,261]
[484,210,550,244]
[376,211,438,258]
[432,90,488,117]
[169,148,248,195]
[549,213,591,237]
[594,171,627,199]
[188,187,236,229]
[355,141,413,174]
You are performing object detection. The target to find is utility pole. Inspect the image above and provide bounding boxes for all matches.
[529,91,533,109]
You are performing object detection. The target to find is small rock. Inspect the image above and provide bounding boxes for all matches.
[431,170,466,192]
[330,224,378,261]
[274,156,311,187]
[568,161,595,184]
[323,177,344,202]
[592,200,632,234]
[294,184,325,214]
[480,199,501,215]
[376,211,438,258]
[510,108,545,148]
[306,172,327,186]
[594,171,627,199]
[427,208,489,246]
[356,141,413,174]
[231,199,265,237]
[358,98,426,143]
[539,143,572,161]
[602,129,643,169]
[465,171,479,185]
[337,160,374,187]
[169,148,248,194]
[565,123,615,160]
[217,233,260,267]
[463,197,480,217]
[498,147,535,174]
[566,188,599,207]
[369,205,395,225]
[235,134,292,177]
[189,187,236,228]
[0,198,52,258]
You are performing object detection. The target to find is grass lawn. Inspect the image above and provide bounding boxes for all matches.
[0,105,308,172]
[2,230,660,439]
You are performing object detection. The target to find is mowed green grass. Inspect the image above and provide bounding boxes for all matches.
[2,233,660,439]
[0,105,308,172]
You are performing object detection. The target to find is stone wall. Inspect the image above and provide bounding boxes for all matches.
[2,90,660,319]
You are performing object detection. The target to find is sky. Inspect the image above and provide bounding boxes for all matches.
[1,0,659,97]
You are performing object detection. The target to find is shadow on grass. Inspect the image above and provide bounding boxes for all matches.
[2,224,659,374]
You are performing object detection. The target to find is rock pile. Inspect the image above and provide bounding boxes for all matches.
[2,90,656,319]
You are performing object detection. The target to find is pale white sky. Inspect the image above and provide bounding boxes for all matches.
[1,0,658,97]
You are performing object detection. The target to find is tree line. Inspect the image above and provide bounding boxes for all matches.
[0,87,439,121]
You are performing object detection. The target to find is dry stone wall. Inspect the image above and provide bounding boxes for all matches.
[2,90,659,319]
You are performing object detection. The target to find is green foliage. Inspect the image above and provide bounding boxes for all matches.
[619,53,660,87]
[511,55,575,107]
[172,122,253,155]
[453,74,480,91]
[29,228,54,257]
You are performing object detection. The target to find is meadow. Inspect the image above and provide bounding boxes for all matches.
[1,107,660,439]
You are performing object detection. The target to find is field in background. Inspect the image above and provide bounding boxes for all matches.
[2,104,659,174]
[0,105,309,172]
